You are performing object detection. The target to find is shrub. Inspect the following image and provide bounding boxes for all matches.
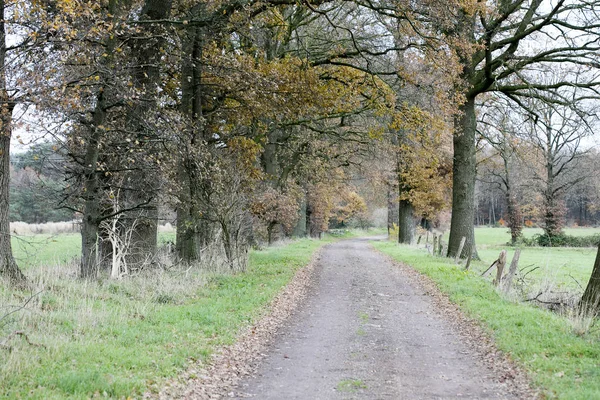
[528,233,600,248]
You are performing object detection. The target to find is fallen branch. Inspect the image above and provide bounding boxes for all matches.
[0,289,44,329]
[0,330,46,352]
[481,261,497,277]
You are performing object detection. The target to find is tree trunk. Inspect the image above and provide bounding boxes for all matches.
[506,195,522,244]
[267,221,277,245]
[387,183,399,235]
[398,199,414,244]
[502,154,522,244]
[0,1,26,286]
[119,0,172,268]
[306,189,314,237]
[176,21,214,263]
[292,196,307,237]
[175,206,201,262]
[448,97,478,259]
[80,0,118,278]
[0,133,26,286]
[581,244,600,314]
[80,96,105,278]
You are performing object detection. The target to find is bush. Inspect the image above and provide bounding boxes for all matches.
[527,233,600,248]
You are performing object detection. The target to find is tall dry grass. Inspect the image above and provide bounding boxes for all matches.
[10,221,80,235]
[9,221,176,235]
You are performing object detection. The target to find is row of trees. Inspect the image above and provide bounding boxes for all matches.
[0,1,599,308]
[477,98,600,243]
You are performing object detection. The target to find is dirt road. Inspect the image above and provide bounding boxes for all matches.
[232,238,529,399]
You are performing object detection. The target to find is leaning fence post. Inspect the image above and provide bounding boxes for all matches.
[502,249,521,293]
[493,250,507,286]
[464,252,473,271]
[455,237,467,263]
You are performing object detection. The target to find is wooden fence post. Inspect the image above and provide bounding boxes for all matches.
[502,249,521,293]
[493,250,507,286]
[455,237,466,263]
[464,252,473,271]
[432,235,438,256]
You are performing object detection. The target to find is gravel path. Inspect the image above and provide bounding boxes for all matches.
[231,238,534,400]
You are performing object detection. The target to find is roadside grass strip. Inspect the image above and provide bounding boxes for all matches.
[372,242,600,400]
[1,238,326,399]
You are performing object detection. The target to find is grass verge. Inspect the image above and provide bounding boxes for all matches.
[1,237,329,399]
[372,242,600,400]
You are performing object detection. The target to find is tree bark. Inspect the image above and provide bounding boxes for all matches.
[387,183,399,235]
[120,0,173,268]
[448,97,478,259]
[292,196,307,237]
[581,244,600,314]
[503,152,522,244]
[0,0,26,286]
[176,21,213,263]
[80,0,118,278]
[398,199,414,244]
[0,127,26,286]
[80,94,106,279]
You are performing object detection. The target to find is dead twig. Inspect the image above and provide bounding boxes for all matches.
[519,265,540,281]
[1,330,46,352]
[0,289,44,329]
[568,273,584,291]
[481,260,498,277]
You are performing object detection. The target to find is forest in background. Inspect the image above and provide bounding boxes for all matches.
[0,0,599,308]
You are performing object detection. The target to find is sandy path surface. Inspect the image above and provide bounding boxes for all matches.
[231,238,527,399]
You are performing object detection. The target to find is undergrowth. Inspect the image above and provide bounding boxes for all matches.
[521,233,600,248]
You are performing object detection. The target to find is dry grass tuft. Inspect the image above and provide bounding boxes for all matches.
[10,221,80,235]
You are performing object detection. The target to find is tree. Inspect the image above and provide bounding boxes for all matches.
[565,150,600,226]
[118,0,173,268]
[520,98,595,238]
[443,1,600,258]
[37,0,174,277]
[479,98,525,243]
[0,0,38,286]
[581,244,600,315]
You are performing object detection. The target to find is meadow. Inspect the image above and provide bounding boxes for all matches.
[440,227,600,293]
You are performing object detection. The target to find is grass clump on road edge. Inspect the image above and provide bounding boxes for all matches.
[372,242,600,400]
[1,238,327,399]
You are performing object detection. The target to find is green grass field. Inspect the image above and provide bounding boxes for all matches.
[0,236,331,399]
[438,227,600,292]
[11,232,178,270]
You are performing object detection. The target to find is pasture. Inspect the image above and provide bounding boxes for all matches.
[440,227,600,293]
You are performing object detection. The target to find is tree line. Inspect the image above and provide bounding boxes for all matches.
[0,0,599,307]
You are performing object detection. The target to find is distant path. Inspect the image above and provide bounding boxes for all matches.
[232,238,530,399]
